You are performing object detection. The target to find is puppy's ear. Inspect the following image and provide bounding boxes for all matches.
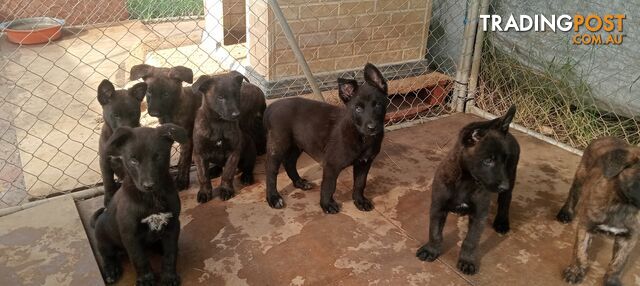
[168,66,194,83]
[97,79,116,105]
[157,123,188,144]
[602,149,638,178]
[130,64,154,81]
[230,71,250,84]
[461,126,488,147]
[338,78,358,104]
[494,105,516,133]
[192,75,215,94]
[363,63,388,93]
[129,82,147,102]
[105,127,133,157]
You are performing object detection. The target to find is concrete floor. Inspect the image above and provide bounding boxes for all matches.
[69,113,640,285]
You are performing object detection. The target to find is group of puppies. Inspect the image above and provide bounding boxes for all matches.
[88,61,639,286]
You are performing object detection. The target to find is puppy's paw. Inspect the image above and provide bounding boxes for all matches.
[197,189,213,203]
[321,199,341,214]
[267,193,285,209]
[604,275,622,286]
[293,178,314,190]
[457,259,478,275]
[492,218,510,234]
[562,265,586,284]
[136,272,155,286]
[102,261,122,284]
[160,272,181,286]
[240,172,254,185]
[556,209,574,224]
[353,196,374,212]
[416,244,440,262]
[175,173,190,191]
[216,186,236,201]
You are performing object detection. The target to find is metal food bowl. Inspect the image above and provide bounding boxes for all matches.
[1,17,65,45]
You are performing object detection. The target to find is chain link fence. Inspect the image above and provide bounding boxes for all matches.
[473,0,639,150]
[0,0,464,208]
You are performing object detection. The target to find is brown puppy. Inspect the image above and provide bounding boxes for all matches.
[130,64,199,191]
[97,79,146,206]
[191,71,267,202]
[557,137,640,286]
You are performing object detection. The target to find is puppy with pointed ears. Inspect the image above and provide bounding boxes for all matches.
[130,64,199,191]
[96,79,146,207]
[557,137,640,286]
[417,106,520,275]
[264,63,389,214]
[92,124,187,286]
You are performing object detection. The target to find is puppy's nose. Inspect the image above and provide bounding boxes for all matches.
[497,182,510,193]
[142,182,154,191]
[366,123,377,131]
[231,111,240,119]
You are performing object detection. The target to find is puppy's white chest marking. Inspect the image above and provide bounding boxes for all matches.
[596,224,628,235]
[216,140,223,146]
[141,212,173,231]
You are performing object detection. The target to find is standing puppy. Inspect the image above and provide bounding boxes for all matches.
[92,124,187,286]
[416,106,520,275]
[191,71,267,202]
[130,64,199,191]
[264,63,389,214]
[97,79,146,206]
[557,137,640,286]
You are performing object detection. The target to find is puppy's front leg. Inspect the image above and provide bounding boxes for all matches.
[176,139,193,191]
[493,190,512,234]
[99,154,117,207]
[218,150,240,201]
[604,235,638,286]
[557,167,586,223]
[121,232,154,286]
[352,159,374,212]
[563,224,592,284]
[320,165,341,214]
[457,203,489,275]
[194,152,213,203]
[160,220,181,286]
[416,200,448,262]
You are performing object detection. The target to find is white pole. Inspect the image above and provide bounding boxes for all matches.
[466,0,491,110]
[452,0,480,112]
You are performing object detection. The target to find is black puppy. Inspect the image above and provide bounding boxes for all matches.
[92,124,187,286]
[416,106,520,275]
[130,64,199,191]
[557,137,640,286]
[191,71,267,202]
[97,79,146,207]
[264,63,389,214]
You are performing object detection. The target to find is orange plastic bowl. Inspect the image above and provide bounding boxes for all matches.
[2,17,64,45]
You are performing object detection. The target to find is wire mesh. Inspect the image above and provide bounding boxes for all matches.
[0,0,464,208]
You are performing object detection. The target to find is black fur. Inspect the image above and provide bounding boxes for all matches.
[264,63,389,214]
[92,124,187,285]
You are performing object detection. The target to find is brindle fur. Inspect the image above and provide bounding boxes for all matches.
[416,106,520,275]
[557,137,640,286]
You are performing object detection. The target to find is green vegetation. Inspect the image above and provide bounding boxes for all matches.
[127,0,204,20]
[477,39,640,149]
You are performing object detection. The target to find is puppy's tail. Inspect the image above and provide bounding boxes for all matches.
[90,207,105,228]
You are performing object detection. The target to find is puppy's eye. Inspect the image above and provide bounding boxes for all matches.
[355,106,364,113]
[483,158,494,166]
[113,113,120,119]
[129,158,139,165]
[217,95,224,100]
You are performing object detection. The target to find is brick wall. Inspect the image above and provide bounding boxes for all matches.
[223,0,246,44]
[247,0,430,80]
[0,0,129,26]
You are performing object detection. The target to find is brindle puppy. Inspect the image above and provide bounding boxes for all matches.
[557,137,640,286]
[416,106,520,275]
